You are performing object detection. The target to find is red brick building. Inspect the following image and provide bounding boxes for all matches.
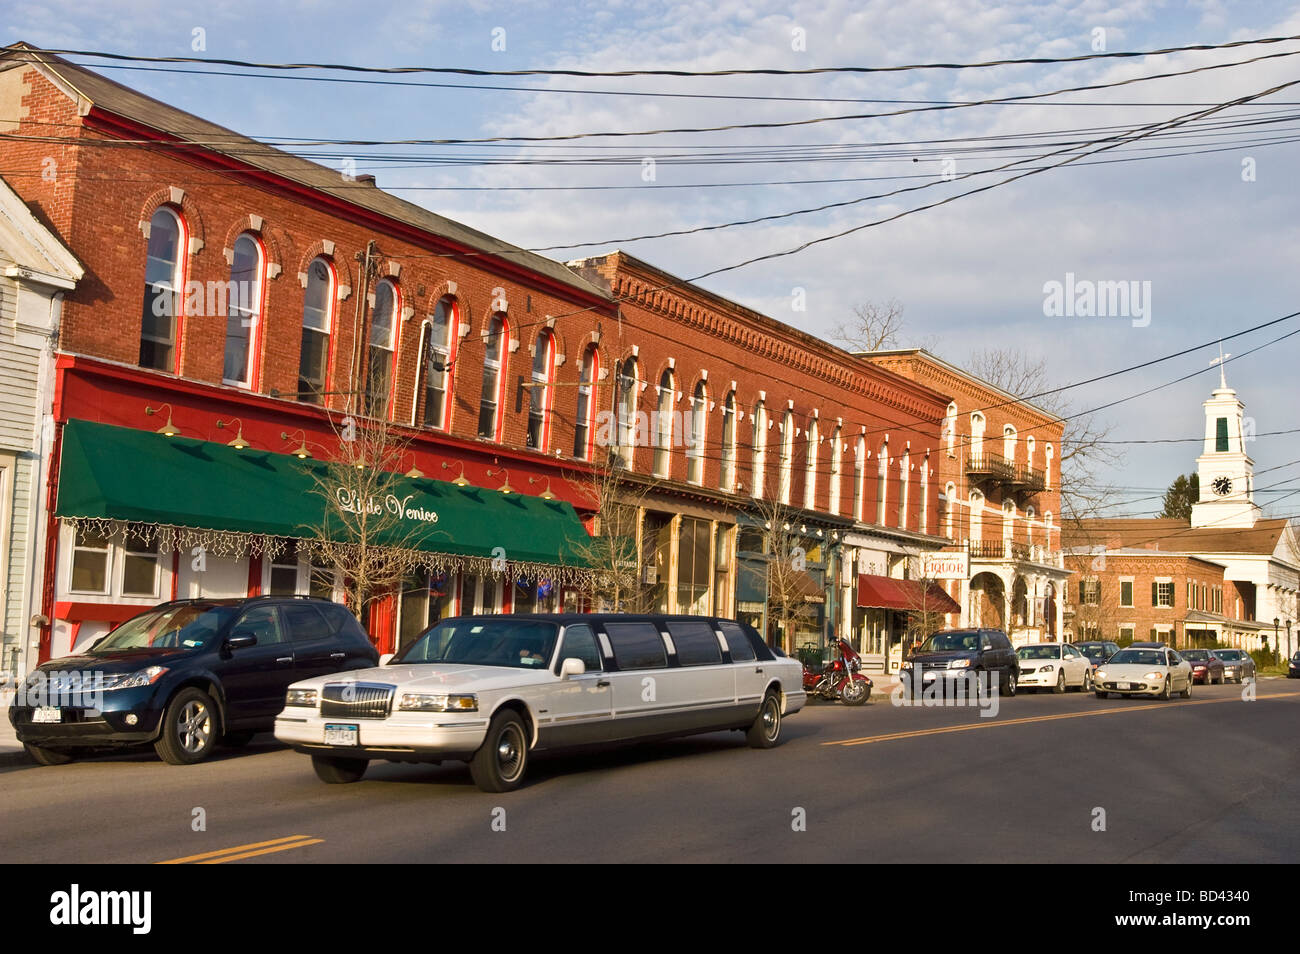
[0,44,952,669]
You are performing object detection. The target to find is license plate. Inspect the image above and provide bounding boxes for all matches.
[32,706,62,724]
[324,723,358,746]
[1117,682,1131,690]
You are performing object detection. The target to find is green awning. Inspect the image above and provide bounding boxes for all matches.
[55,418,593,568]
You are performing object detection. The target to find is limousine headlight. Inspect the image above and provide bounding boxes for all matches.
[285,688,318,707]
[399,692,478,712]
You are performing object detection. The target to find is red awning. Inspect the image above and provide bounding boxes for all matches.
[857,575,960,615]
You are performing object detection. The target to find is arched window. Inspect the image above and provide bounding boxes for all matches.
[140,206,185,372]
[615,357,639,467]
[654,369,675,477]
[298,257,334,404]
[898,451,910,529]
[945,481,957,538]
[688,380,707,485]
[1026,435,1036,471]
[751,400,767,498]
[365,278,399,418]
[223,233,264,387]
[853,437,865,520]
[720,391,737,492]
[828,426,842,515]
[1003,424,1017,464]
[970,412,986,458]
[573,345,599,460]
[778,410,794,504]
[945,403,958,458]
[526,330,555,450]
[1026,506,1036,547]
[477,314,507,439]
[1045,444,1054,489]
[969,490,985,543]
[1044,511,1053,551]
[920,454,929,532]
[419,297,458,429]
[1003,499,1015,544]
[803,418,819,510]
[876,444,889,524]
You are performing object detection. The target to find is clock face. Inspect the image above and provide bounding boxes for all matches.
[1212,476,1233,497]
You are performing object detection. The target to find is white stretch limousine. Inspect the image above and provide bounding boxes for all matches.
[274,614,806,791]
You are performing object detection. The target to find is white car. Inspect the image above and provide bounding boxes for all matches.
[1094,645,1193,700]
[274,614,805,792]
[1015,642,1094,692]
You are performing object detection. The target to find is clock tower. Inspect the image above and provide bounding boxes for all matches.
[1190,371,1260,529]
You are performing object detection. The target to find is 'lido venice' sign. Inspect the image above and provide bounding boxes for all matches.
[335,487,439,524]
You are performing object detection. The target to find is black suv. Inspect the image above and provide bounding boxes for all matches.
[901,627,1020,697]
[9,597,377,765]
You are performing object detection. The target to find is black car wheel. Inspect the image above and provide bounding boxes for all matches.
[999,669,1017,697]
[1159,678,1171,701]
[1053,670,1066,694]
[469,710,530,792]
[154,687,218,765]
[312,754,368,783]
[24,742,75,766]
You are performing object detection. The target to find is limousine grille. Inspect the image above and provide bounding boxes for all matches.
[320,683,394,720]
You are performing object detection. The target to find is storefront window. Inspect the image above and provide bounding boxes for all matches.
[121,537,160,597]
[676,517,712,614]
[643,512,673,613]
[399,570,453,652]
[70,529,110,593]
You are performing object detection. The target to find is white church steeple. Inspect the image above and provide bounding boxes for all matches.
[1190,360,1260,529]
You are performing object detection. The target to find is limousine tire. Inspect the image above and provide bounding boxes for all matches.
[312,754,369,784]
[470,710,529,793]
[746,692,783,749]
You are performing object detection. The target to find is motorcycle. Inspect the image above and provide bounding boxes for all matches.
[802,638,872,706]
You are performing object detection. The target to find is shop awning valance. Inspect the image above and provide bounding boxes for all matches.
[55,418,593,569]
[857,574,960,615]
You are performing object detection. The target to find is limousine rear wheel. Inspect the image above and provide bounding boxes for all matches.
[470,711,529,793]
[746,692,783,749]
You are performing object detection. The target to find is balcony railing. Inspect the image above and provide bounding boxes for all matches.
[965,452,1016,482]
[1014,465,1047,493]
[968,540,1060,566]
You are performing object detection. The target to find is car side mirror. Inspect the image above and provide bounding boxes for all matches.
[226,631,258,650]
[561,657,586,678]
[379,653,395,666]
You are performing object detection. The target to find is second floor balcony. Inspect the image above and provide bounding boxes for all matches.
[969,539,1062,567]
[965,452,1016,483]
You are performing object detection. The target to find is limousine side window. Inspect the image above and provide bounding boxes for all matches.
[604,621,668,670]
[718,621,756,662]
[556,623,602,674]
[667,621,722,667]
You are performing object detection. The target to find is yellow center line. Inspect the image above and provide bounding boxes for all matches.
[157,835,321,865]
[823,690,1300,747]
[197,839,324,864]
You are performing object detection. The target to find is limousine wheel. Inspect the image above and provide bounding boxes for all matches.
[312,754,369,784]
[470,711,529,793]
[746,692,783,749]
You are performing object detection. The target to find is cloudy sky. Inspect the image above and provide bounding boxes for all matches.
[7,0,1300,518]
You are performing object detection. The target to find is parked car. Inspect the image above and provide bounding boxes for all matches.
[275,614,805,792]
[1094,646,1193,699]
[1178,648,1225,684]
[9,597,377,765]
[1289,652,1300,679]
[1075,641,1121,671]
[1209,648,1256,683]
[900,628,1019,697]
[1015,642,1094,692]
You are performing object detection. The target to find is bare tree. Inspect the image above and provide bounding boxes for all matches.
[828,299,907,352]
[562,454,656,613]
[965,348,1125,527]
[299,413,437,621]
[900,552,954,652]
[751,494,818,655]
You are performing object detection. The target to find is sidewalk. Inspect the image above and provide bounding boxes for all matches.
[0,702,28,766]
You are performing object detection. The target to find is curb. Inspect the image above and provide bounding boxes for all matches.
[0,748,30,767]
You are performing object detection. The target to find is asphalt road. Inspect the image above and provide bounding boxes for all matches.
[2,681,1296,864]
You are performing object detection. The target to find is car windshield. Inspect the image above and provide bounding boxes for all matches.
[396,618,560,669]
[1181,650,1211,661]
[92,604,238,652]
[1078,645,1108,661]
[1214,650,1243,661]
[919,631,981,653]
[1108,649,1166,666]
[1017,646,1061,660]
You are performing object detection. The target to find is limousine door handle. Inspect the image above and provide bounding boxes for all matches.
[754,668,763,674]
[596,680,611,688]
